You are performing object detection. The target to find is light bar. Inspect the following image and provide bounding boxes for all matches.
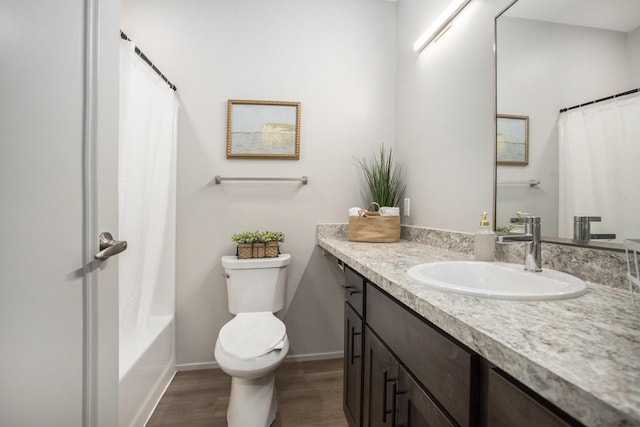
[413,0,472,52]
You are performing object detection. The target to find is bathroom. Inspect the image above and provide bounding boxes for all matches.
[1,0,638,426]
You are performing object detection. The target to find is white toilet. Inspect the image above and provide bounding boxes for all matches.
[214,253,291,427]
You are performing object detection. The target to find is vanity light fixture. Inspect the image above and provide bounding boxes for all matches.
[413,0,472,52]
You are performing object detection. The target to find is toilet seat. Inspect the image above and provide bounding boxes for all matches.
[218,312,286,360]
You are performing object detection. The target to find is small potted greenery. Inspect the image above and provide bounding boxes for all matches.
[262,231,285,257]
[251,231,266,258]
[231,231,257,259]
[231,230,285,258]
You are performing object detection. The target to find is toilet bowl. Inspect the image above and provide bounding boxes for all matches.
[214,313,289,427]
[214,254,291,427]
[215,312,289,379]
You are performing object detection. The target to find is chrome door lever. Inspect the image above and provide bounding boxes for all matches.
[95,232,128,260]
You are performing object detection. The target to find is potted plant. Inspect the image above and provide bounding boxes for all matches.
[251,231,266,258]
[231,230,286,258]
[231,231,256,259]
[356,143,407,209]
[262,231,285,257]
[348,144,405,243]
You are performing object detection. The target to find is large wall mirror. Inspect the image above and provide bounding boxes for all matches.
[495,0,640,248]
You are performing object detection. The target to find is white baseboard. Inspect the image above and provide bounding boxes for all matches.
[176,351,344,372]
[284,351,344,363]
[177,361,219,371]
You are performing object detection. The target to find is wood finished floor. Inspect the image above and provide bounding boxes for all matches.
[147,358,349,427]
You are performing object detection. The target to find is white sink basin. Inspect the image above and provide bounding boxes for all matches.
[406,261,587,300]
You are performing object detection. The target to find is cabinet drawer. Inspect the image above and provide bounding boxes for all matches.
[366,284,477,427]
[344,265,364,316]
[487,368,581,427]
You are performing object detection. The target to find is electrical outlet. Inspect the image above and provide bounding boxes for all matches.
[404,198,410,217]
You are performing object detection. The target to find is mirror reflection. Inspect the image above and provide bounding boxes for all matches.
[495,0,640,245]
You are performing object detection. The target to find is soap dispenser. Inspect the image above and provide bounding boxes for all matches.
[474,212,495,261]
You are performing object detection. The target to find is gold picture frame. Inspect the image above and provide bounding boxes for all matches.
[496,114,529,166]
[226,99,301,159]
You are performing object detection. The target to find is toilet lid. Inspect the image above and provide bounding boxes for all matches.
[218,313,287,360]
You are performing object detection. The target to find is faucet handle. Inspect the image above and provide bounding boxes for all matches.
[574,216,601,223]
[510,216,540,224]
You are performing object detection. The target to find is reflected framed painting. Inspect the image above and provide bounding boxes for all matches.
[226,99,301,159]
[496,114,529,166]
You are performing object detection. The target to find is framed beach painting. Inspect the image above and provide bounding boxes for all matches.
[496,114,529,166]
[226,100,301,159]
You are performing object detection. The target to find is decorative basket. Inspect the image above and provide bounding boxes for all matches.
[348,202,400,243]
[265,241,279,257]
[252,242,266,258]
[237,243,253,259]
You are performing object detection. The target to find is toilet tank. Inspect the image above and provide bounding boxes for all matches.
[221,254,291,314]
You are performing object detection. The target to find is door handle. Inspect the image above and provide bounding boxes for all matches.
[382,370,398,423]
[350,326,361,365]
[95,232,128,260]
[342,285,360,296]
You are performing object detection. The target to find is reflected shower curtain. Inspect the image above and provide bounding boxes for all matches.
[119,39,177,348]
[558,93,640,242]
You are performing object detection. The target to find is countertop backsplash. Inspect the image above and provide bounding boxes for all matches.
[318,223,628,290]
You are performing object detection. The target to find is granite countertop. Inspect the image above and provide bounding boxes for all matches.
[317,231,640,426]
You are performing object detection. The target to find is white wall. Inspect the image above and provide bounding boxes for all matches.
[121,0,397,366]
[496,18,632,235]
[629,26,640,85]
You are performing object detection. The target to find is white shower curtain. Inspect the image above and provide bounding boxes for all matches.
[119,39,177,344]
[558,93,640,242]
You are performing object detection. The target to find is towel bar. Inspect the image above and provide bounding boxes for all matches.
[214,175,308,185]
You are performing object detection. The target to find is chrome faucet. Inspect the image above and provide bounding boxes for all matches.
[497,216,542,272]
[573,216,601,242]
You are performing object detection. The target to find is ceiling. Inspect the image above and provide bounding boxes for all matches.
[504,0,640,33]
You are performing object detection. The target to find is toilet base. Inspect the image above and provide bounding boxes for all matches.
[227,373,278,427]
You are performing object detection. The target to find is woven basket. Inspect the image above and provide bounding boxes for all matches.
[237,243,253,259]
[265,241,279,257]
[348,202,400,243]
[252,242,266,258]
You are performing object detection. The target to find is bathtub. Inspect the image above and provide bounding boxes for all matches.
[119,315,176,427]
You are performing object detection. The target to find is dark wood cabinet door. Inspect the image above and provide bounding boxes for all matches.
[487,368,581,427]
[363,327,401,427]
[364,327,455,427]
[396,369,455,427]
[344,303,364,426]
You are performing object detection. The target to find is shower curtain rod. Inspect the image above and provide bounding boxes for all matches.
[559,87,638,113]
[120,30,177,91]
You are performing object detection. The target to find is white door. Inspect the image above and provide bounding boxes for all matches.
[0,0,120,426]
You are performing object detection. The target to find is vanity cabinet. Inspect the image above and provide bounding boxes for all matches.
[341,263,583,427]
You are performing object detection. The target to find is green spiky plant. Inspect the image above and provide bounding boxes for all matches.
[357,144,407,208]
